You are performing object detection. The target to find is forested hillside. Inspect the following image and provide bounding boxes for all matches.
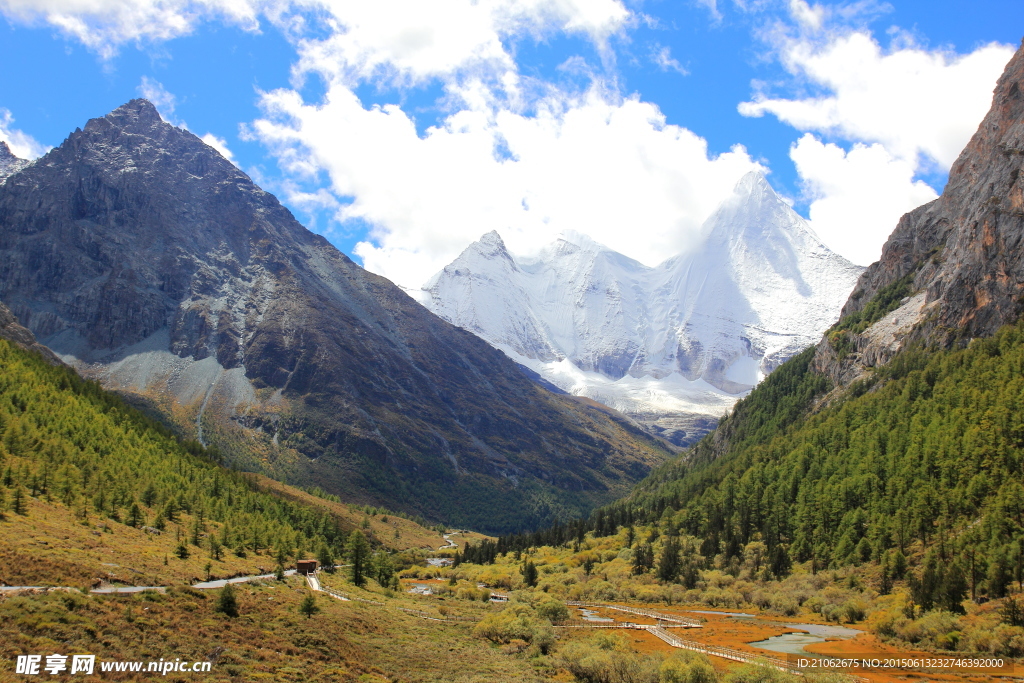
[0,336,352,583]
[619,320,1023,595]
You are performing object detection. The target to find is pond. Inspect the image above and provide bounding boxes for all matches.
[578,608,614,623]
[749,623,861,656]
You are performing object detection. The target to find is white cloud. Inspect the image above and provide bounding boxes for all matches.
[651,45,688,75]
[0,108,48,159]
[0,0,262,59]
[740,32,1013,168]
[790,133,938,265]
[787,0,824,30]
[252,81,761,288]
[0,0,630,66]
[200,133,235,161]
[740,25,1014,265]
[288,0,630,90]
[236,0,763,289]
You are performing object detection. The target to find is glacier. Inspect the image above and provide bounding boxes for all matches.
[422,172,863,446]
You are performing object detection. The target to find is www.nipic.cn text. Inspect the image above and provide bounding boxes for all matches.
[14,654,214,676]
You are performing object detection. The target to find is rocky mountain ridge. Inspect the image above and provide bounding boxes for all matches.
[0,301,63,365]
[813,40,1024,386]
[0,99,670,532]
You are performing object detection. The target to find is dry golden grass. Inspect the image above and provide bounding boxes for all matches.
[0,576,548,682]
[2,496,296,588]
[250,475,448,552]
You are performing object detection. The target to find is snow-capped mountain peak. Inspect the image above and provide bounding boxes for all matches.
[422,173,863,445]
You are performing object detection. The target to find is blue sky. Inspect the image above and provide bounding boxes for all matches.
[1,0,1021,288]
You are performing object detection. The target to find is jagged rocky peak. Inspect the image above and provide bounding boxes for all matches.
[814,42,1024,386]
[104,98,165,126]
[0,140,30,185]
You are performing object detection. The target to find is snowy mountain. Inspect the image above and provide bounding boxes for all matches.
[422,172,863,445]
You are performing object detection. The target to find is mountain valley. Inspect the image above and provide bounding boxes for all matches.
[0,100,670,534]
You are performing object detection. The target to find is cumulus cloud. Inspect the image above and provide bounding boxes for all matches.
[236,0,765,288]
[0,0,629,66]
[741,21,1014,265]
[790,133,938,265]
[741,31,1012,168]
[252,81,761,288]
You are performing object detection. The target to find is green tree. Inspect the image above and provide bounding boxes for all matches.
[632,543,654,574]
[347,530,371,587]
[299,592,319,618]
[11,486,26,516]
[175,541,190,560]
[657,537,681,582]
[140,483,157,507]
[317,543,335,573]
[373,550,394,586]
[522,560,538,587]
[126,502,143,528]
[214,583,239,618]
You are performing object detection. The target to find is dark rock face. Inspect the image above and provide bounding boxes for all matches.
[0,301,63,365]
[814,43,1024,384]
[0,99,669,532]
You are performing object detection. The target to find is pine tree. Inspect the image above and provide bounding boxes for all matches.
[299,592,319,619]
[11,486,26,516]
[215,583,239,618]
[632,543,654,575]
[347,530,370,587]
[317,543,334,573]
[127,502,143,528]
[373,551,394,586]
[657,537,681,582]
[140,483,157,507]
[522,560,538,587]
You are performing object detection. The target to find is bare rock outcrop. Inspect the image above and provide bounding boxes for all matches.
[814,40,1024,386]
[0,300,63,365]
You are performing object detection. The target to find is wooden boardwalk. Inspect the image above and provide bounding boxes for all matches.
[565,601,702,628]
